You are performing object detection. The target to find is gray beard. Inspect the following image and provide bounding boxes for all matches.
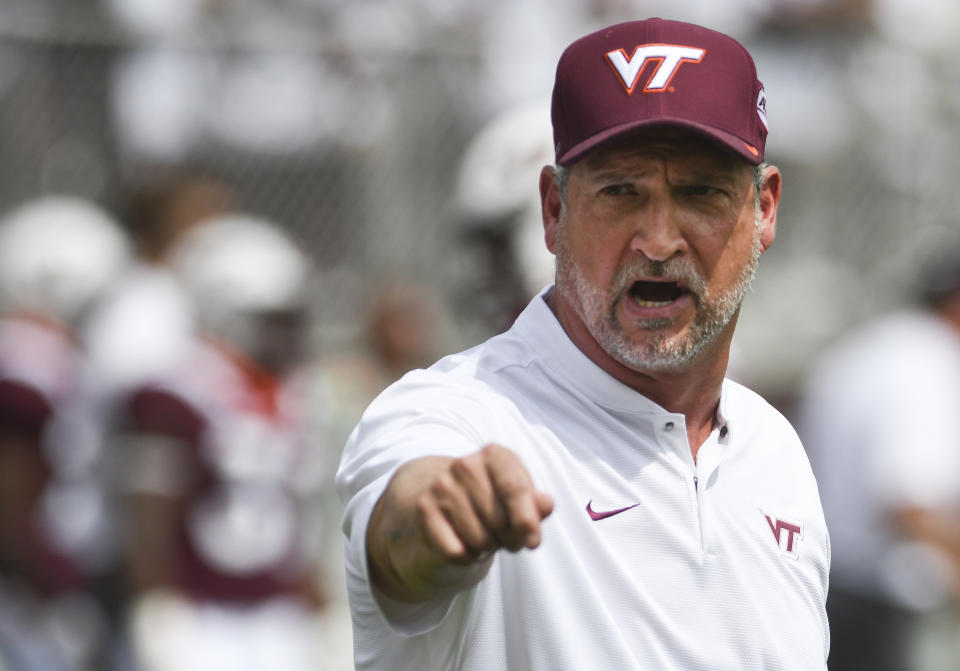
[555,223,763,371]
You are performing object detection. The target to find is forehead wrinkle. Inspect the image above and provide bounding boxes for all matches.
[666,163,745,188]
[582,164,659,185]
[576,149,746,191]
[577,128,747,178]
[575,148,665,186]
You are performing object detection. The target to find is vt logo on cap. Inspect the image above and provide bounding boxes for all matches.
[606,44,705,94]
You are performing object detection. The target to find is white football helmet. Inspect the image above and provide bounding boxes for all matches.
[0,195,131,326]
[168,214,312,372]
[455,98,556,296]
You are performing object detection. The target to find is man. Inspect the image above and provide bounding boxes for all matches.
[338,18,829,670]
[798,243,960,670]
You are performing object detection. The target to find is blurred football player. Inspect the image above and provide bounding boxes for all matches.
[83,172,234,403]
[451,98,556,339]
[0,194,132,670]
[109,213,331,671]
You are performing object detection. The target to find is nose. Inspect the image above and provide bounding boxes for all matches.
[628,196,687,262]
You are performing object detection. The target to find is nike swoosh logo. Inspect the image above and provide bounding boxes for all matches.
[586,499,640,521]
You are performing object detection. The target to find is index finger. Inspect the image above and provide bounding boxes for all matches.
[480,444,553,551]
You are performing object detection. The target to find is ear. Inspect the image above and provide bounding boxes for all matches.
[757,165,781,252]
[540,165,563,255]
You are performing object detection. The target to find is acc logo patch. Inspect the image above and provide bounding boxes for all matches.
[756,87,768,130]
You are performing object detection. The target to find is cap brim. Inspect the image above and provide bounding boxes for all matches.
[557,118,763,166]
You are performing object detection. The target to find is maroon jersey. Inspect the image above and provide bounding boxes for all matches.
[118,340,320,604]
[0,312,98,594]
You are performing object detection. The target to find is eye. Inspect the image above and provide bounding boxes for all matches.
[680,184,722,197]
[599,183,635,196]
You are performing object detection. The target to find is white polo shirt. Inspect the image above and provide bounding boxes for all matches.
[337,289,830,670]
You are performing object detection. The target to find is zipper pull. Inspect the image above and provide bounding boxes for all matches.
[693,475,699,492]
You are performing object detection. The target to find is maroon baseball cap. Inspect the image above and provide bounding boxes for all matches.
[551,18,768,166]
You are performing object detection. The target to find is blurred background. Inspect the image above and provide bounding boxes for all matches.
[1,0,960,669]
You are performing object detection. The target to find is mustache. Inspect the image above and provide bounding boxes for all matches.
[612,257,708,297]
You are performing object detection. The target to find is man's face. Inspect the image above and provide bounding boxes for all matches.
[543,130,777,371]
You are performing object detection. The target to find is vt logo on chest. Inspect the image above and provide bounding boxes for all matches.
[761,510,803,560]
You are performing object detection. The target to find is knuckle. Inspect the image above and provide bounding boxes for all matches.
[480,443,507,459]
[414,494,435,525]
[443,547,473,565]
[512,512,537,536]
[428,472,457,500]
[450,455,478,482]
[499,471,530,498]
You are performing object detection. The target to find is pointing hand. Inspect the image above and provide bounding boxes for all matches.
[366,444,554,602]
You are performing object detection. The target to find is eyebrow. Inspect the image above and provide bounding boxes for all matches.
[582,164,743,188]
[580,165,656,183]
[670,168,743,186]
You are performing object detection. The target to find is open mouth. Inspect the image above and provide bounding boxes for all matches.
[628,280,688,307]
